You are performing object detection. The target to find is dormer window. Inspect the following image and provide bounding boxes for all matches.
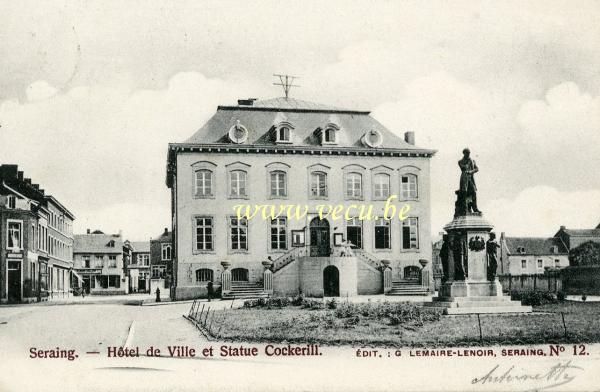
[325,128,336,143]
[274,121,294,144]
[317,123,340,145]
[107,240,115,248]
[517,246,525,254]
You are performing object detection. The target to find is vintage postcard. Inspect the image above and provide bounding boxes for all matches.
[1,1,599,391]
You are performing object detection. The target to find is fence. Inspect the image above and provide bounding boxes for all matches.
[183,299,233,339]
[498,273,562,293]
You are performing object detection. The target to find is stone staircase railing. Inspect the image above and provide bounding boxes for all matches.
[353,248,387,271]
[271,246,308,273]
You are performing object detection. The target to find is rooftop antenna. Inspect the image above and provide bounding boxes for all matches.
[273,74,300,99]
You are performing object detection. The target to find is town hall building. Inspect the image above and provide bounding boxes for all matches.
[166,96,436,300]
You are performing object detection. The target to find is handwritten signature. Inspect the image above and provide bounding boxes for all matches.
[471,360,584,391]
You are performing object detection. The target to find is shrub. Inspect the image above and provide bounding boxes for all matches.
[557,291,566,301]
[301,298,325,310]
[243,296,291,309]
[291,294,304,306]
[326,298,338,309]
[333,301,440,326]
[510,290,560,306]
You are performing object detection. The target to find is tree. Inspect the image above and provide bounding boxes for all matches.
[569,241,600,266]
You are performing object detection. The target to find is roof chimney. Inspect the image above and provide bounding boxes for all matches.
[87,228,90,234]
[164,227,168,234]
[237,98,257,106]
[404,131,415,145]
[17,171,24,181]
[560,225,566,231]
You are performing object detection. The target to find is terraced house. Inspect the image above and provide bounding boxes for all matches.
[166,96,436,300]
[73,230,128,295]
[0,164,75,303]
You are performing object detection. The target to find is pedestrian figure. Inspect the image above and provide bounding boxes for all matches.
[155,287,161,302]
[207,280,214,302]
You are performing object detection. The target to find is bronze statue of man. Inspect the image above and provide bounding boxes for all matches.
[458,148,481,214]
[486,232,500,281]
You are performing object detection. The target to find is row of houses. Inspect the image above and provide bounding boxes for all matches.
[71,228,173,296]
[432,223,600,280]
[0,164,174,303]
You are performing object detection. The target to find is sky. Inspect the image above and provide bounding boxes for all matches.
[1,0,599,241]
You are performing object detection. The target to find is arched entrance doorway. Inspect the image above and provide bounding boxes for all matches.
[310,217,330,257]
[403,265,421,280]
[231,268,249,282]
[323,265,340,297]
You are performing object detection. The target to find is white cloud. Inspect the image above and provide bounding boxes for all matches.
[486,186,600,237]
[26,81,58,101]
[0,72,265,240]
[518,82,600,152]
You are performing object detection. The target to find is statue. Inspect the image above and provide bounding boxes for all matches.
[486,232,500,281]
[439,235,449,283]
[455,148,481,215]
[452,236,468,280]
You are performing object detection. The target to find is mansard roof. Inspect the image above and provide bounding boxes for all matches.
[181,97,427,151]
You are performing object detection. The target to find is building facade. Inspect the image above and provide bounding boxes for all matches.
[499,233,570,275]
[554,225,600,251]
[149,228,173,294]
[127,241,150,293]
[0,165,75,303]
[73,230,128,295]
[166,97,435,300]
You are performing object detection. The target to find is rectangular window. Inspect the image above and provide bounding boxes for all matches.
[230,170,247,197]
[195,170,213,197]
[229,217,248,250]
[373,174,390,199]
[346,173,362,198]
[108,275,120,288]
[374,218,390,249]
[143,254,150,265]
[7,195,16,209]
[108,255,117,268]
[161,244,172,260]
[271,218,287,250]
[401,174,418,199]
[195,217,213,251]
[270,171,287,197]
[7,220,23,250]
[310,172,327,197]
[95,255,104,268]
[555,259,560,268]
[83,256,91,268]
[537,259,543,269]
[402,218,419,249]
[521,260,527,269]
[152,265,166,278]
[346,217,363,249]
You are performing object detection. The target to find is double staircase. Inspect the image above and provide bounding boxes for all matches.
[386,278,430,296]
[222,281,269,300]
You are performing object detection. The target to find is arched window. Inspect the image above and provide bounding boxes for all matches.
[345,172,362,198]
[400,174,418,199]
[324,128,336,143]
[161,244,172,260]
[270,171,287,197]
[229,170,247,197]
[373,173,390,199]
[310,172,327,198]
[278,126,291,142]
[195,268,213,283]
[195,169,213,197]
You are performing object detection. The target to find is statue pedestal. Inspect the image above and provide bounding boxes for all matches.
[427,213,532,314]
